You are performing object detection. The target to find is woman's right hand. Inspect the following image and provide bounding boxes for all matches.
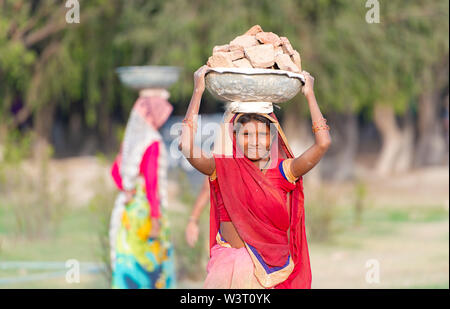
[301,70,315,99]
[124,189,135,205]
[193,65,210,92]
[185,220,199,247]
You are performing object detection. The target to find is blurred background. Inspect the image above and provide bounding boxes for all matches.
[0,0,448,288]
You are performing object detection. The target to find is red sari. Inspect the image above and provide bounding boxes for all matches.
[208,112,312,289]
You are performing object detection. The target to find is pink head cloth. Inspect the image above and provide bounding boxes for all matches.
[133,95,173,129]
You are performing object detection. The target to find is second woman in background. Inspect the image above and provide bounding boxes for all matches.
[110,89,176,289]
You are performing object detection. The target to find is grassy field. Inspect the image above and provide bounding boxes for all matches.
[1,200,447,288]
[309,205,449,288]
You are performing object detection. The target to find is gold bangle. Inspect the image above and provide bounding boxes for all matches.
[312,117,329,133]
[312,124,330,133]
[312,117,327,126]
[182,118,198,131]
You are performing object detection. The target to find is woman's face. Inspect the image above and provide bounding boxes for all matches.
[235,120,271,161]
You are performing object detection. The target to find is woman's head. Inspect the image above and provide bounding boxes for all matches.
[134,95,173,129]
[233,113,275,161]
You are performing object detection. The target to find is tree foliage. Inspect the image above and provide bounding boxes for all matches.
[0,0,448,149]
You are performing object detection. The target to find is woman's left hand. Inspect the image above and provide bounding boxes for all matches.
[301,70,315,98]
[124,190,135,205]
[193,65,211,92]
[185,221,199,247]
[149,218,161,239]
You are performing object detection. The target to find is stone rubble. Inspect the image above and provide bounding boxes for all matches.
[208,25,302,73]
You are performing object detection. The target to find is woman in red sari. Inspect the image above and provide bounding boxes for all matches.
[180,66,331,289]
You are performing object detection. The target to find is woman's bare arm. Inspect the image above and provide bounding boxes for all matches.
[185,176,210,247]
[189,176,210,221]
[290,71,332,178]
[179,65,216,175]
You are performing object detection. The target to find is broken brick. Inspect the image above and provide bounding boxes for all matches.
[244,25,263,36]
[212,44,230,54]
[275,46,284,56]
[280,36,295,55]
[244,44,275,68]
[228,49,244,61]
[207,52,234,68]
[255,32,282,47]
[291,50,302,72]
[275,54,300,72]
[232,58,253,68]
[229,44,244,52]
[229,35,259,49]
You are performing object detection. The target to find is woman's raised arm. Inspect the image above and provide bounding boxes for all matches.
[289,71,332,178]
[179,65,216,176]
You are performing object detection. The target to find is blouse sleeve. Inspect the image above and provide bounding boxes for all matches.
[111,156,123,190]
[140,141,161,219]
[279,159,299,184]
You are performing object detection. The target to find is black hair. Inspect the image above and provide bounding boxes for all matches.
[234,113,276,137]
[235,113,272,127]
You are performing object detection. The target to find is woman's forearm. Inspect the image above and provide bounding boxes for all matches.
[180,88,203,157]
[185,88,203,120]
[306,93,331,149]
[179,84,216,175]
[189,177,210,222]
[290,92,331,178]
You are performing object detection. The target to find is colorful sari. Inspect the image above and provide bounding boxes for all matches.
[112,176,175,289]
[206,112,312,289]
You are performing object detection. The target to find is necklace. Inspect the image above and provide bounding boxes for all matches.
[260,156,271,171]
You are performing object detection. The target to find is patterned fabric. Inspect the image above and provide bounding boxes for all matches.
[109,192,126,271]
[112,178,175,289]
[203,232,265,289]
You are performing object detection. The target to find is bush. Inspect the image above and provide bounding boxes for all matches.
[305,187,338,242]
[0,131,67,239]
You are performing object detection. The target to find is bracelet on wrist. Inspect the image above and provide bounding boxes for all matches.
[189,216,198,223]
[312,117,330,133]
[182,118,198,131]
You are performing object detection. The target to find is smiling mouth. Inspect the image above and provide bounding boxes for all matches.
[246,148,269,157]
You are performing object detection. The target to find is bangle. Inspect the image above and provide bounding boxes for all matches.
[182,118,198,131]
[312,117,329,133]
[312,117,327,126]
[189,216,198,223]
[312,124,330,133]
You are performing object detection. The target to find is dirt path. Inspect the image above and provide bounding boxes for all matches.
[309,219,449,288]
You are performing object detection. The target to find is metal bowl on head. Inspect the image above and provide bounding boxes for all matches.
[116,66,181,90]
[205,67,305,103]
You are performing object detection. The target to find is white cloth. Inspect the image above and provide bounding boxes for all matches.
[208,67,305,84]
[120,109,162,191]
[227,101,274,114]
[109,192,125,270]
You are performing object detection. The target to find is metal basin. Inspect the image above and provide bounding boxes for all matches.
[205,68,304,103]
[116,66,180,90]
